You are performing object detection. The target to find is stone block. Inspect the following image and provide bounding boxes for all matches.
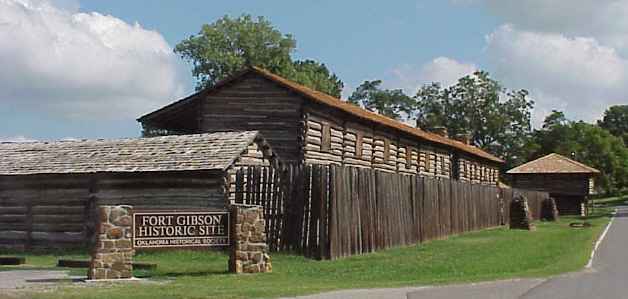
[229,205,272,274]
[113,215,132,226]
[89,205,134,280]
[107,228,123,239]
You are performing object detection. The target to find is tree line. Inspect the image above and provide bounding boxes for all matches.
[175,14,627,195]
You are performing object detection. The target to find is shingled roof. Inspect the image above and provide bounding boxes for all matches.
[506,153,600,174]
[138,67,504,164]
[0,131,263,175]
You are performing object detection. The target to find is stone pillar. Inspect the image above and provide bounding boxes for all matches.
[229,205,272,274]
[88,205,134,280]
[541,197,560,221]
[509,195,536,231]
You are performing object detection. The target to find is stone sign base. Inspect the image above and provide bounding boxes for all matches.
[88,205,134,280]
[229,205,272,274]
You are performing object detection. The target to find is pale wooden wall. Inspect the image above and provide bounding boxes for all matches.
[302,106,499,184]
[0,171,227,250]
[199,74,304,162]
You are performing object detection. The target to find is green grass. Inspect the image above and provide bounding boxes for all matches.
[1,207,611,299]
[590,194,628,208]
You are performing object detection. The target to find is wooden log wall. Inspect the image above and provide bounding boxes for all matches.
[0,171,228,250]
[231,165,286,251]
[324,165,504,259]
[251,164,518,259]
[199,74,304,162]
[0,176,90,250]
[226,140,273,202]
[303,109,502,184]
[510,174,591,196]
[227,163,551,259]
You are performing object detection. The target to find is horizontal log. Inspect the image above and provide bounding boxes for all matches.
[31,206,85,215]
[0,215,27,223]
[0,231,28,240]
[304,152,343,162]
[306,136,321,145]
[302,158,341,165]
[33,215,84,224]
[0,207,28,214]
[307,120,322,130]
[0,224,29,231]
[32,224,84,232]
[31,231,84,242]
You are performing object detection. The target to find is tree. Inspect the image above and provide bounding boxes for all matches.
[415,71,535,167]
[288,60,344,98]
[348,80,416,120]
[175,14,344,97]
[598,105,628,146]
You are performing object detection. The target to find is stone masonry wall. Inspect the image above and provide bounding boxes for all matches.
[229,205,272,274]
[88,205,134,280]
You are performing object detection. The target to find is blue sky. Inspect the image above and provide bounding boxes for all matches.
[1,0,627,141]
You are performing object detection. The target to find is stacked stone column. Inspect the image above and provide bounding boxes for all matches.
[88,205,134,280]
[509,195,536,231]
[229,205,272,274]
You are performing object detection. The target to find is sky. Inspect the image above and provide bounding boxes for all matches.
[1,0,627,142]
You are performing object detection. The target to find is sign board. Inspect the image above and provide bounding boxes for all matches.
[133,211,229,249]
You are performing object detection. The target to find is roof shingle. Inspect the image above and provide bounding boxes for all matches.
[0,131,260,175]
[506,153,600,174]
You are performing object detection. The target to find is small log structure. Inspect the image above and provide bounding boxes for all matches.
[508,153,600,215]
[0,131,276,250]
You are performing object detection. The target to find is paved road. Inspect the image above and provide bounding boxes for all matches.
[289,206,627,299]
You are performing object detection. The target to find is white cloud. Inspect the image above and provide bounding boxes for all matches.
[0,0,184,120]
[0,135,37,143]
[391,57,477,94]
[485,24,628,124]
[478,0,628,52]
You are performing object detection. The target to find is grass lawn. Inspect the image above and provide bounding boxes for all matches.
[1,200,619,299]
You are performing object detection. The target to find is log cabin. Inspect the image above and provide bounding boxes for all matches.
[506,153,600,215]
[0,131,275,249]
[138,66,504,184]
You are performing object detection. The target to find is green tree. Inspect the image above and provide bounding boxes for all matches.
[288,60,344,98]
[175,14,343,97]
[348,80,416,120]
[415,71,535,167]
[598,105,628,145]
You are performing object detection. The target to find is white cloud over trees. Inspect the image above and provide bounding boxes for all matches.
[398,0,628,125]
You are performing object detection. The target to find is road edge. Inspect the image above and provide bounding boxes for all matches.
[585,208,616,269]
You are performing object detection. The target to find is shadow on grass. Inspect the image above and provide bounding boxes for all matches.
[0,248,89,257]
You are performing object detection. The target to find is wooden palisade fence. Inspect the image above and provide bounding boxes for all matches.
[232,164,548,260]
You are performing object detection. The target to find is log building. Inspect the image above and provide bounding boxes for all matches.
[507,153,599,215]
[139,67,504,184]
[0,131,275,249]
